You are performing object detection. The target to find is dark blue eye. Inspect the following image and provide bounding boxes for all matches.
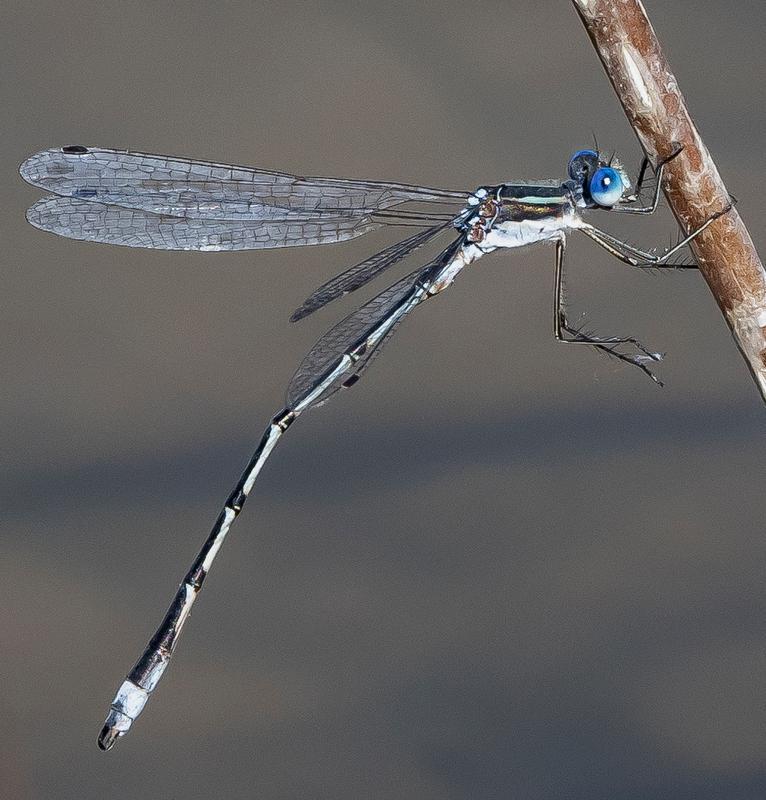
[589,167,624,206]
[568,149,599,180]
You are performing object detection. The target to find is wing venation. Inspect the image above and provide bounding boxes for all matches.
[26,196,377,251]
[290,222,452,321]
[20,147,466,222]
[286,237,464,408]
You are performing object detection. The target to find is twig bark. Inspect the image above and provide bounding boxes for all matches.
[572,0,766,402]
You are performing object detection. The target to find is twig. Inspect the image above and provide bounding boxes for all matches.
[572,0,766,402]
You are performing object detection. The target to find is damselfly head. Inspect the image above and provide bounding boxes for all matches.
[567,149,630,208]
[567,149,600,183]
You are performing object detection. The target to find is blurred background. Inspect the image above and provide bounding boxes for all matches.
[2,2,765,798]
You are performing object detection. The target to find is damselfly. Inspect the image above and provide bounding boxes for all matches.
[19,145,729,750]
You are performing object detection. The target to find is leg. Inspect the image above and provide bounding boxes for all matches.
[553,238,664,385]
[611,145,684,215]
[580,202,732,267]
[579,225,697,269]
[631,156,652,198]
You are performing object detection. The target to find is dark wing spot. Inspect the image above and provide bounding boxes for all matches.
[62,145,89,154]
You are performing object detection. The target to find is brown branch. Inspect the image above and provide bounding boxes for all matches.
[572,0,766,403]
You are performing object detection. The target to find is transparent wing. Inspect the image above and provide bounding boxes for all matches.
[20,147,467,221]
[289,222,453,321]
[287,237,464,408]
[26,196,378,251]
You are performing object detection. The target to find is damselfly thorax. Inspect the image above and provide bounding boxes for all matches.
[461,182,579,250]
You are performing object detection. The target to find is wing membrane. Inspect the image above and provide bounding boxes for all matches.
[287,237,464,408]
[20,147,467,221]
[26,196,378,251]
[290,222,452,321]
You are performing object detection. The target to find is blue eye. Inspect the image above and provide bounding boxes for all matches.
[568,149,599,180]
[589,167,624,206]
